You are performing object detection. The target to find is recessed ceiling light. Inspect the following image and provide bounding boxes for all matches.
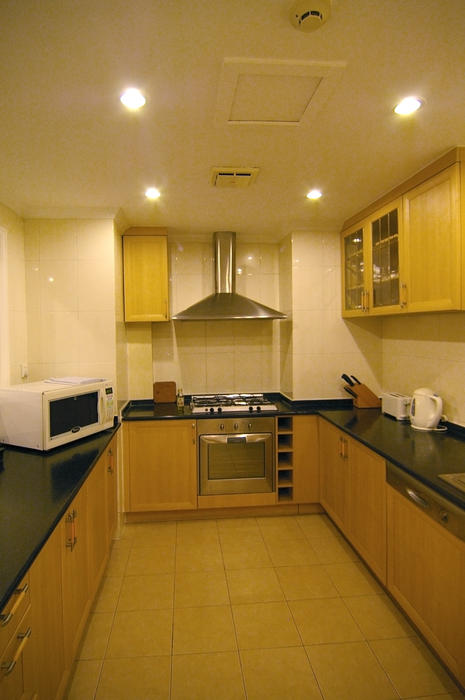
[145,187,161,200]
[120,88,146,110]
[394,96,423,115]
[306,189,322,200]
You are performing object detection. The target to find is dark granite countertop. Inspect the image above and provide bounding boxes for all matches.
[319,409,465,510]
[0,426,119,611]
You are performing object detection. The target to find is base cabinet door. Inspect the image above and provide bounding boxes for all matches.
[318,419,348,532]
[347,439,387,582]
[319,418,387,583]
[293,415,319,503]
[124,420,197,512]
[61,487,89,672]
[387,485,465,686]
[28,526,66,700]
[86,452,109,603]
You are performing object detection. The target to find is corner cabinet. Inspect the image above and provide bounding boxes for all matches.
[318,418,387,583]
[342,149,464,317]
[123,227,169,322]
[123,420,197,512]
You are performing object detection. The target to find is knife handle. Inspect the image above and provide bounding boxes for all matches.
[350,375,361,384]
[341,374,354,386]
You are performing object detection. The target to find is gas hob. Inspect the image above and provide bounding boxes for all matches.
[191,393,278,414]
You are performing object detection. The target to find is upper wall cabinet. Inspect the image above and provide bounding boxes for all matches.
[341,149,463,317]
[123,227,169,322]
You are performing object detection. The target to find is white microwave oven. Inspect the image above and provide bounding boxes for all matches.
[0,379,115,450]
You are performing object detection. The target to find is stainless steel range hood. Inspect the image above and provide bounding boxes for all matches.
[172,231,286,321]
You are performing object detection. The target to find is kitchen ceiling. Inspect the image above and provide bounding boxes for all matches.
[1,0,465,241]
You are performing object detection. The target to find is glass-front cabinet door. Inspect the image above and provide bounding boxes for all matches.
[341,198,403,317]
[342,225,367,314]
[370,200,402,311]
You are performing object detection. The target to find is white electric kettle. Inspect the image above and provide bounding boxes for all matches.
[409,387,443,430]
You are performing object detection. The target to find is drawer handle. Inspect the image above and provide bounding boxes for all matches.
[0,583,29,627]
[1,626,32,675]
[406,487,429,509]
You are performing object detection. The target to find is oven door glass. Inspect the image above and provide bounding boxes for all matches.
[199,433,274,495]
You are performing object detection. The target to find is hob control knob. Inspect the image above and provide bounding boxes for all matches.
[249,406,254,412]
[218,406,223,413]
[256,406,262,412]
[209,407,214,413]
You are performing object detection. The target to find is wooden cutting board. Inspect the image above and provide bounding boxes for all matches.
[153,381,177,403]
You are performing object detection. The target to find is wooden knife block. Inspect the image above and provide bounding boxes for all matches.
[153,381,177,403]
[351,383,381,409]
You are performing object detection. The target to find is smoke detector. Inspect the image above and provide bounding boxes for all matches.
[290,0,331,32]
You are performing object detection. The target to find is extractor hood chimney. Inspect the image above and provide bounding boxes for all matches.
[172,231,286,321]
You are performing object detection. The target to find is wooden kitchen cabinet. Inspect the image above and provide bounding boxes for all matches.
[387,484,465,686]
[318,418,348,531]
[61,487,90,671]
[28,526,66,700]
[123,420,197,512]
[292,415,319,503]
[0,575,34,700]
[341,148,464,317]
[402,164,461,312]
[123,227,169,322]
[318,418,387,583]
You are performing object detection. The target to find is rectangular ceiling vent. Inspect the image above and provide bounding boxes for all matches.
[211,167,259,187]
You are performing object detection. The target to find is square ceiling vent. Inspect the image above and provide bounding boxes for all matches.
[211,167,260,187]
[215,57,346,126]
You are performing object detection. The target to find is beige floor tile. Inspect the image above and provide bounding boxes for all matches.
[370,636,461,697]
[126,543,176,575]
[171,651,246,700]
[310,535,360,564]
[117,573,174,611]
[217,517,259,533]
[265,537,320,567]
[176,519,219,545]
[93,576,122,613]
[256,515,304,540]
[173,605,237,654]
[276,564,339,600]
[78,613,114,660]
[175,541,224,572]
[175,570,230,607]
[306,641,398,700]
[104,546,130,577]
[226,567,284,604]
[221,536,272,570]
[106,609,172,657]
[241,646,323,700]
[232,601,301,650]
[296,513,341,539]
[343,593,415,640]
[129,521,177,548]
[324,561,383,596]
[95,655,171,700]
[289,597,364,645]
[66,659,102,700]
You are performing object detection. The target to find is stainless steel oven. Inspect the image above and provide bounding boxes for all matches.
[198,417,275,495]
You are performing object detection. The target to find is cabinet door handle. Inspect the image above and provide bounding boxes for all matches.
[400,282,408,308]
[0,583,29,627]
[406,487,429,509]
[192,422,196,445]
[364,290,370,312]
[1,626,32,675]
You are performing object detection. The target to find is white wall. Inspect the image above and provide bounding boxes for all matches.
[382,313,465,427]
[281,231,383,400]
[0,202,27,385]
[24,219,117,384]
